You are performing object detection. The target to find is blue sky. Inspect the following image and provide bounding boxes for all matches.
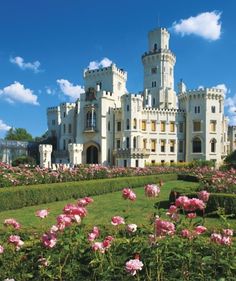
[0,0,236,137]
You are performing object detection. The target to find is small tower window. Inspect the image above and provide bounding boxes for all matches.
[108,121,110,131]
[117,121,121,131]
[194,106,200,114]
[210,139,216,153]
[127,104,130,111]
[86,111,96,129]
[126,119,130,130]
[133,137,137,149]
[151,67,157,74]
[152,81,157,88]
[154,43,157,51]
[126,137,130,149]
[211,106,216,113]
[133,118,137,129]
[68,124,72,134]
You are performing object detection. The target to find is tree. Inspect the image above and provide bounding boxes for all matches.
[5,128,33,141]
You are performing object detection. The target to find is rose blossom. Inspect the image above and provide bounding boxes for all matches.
[77,197,94,207]
[4,218,21,229]
[122,188,136,201]
[8,235,24,250]
[111,216,125,226]
[42,233,57,249]
[198,190,210,202]
[195,226,207,235]
[126,224,137,233]
[0,245,4,254]
[125,259,144,276]
[181,229,191,239]
[144,184,160,197]
[88,226,100,242]
[187,213,196,219]
[155,219,175,236]
[223,229,233,237]
[35,209,49,219]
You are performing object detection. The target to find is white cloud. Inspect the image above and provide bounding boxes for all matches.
[213,84,228,94]
[0,82,39,105]
[88,57,112,70]
[172,11,222,41]
[57,79,84,101]
[0,120,11,131]
[10,56,41,73]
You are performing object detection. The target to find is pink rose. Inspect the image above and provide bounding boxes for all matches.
[198,191,210,202]
[8,235,24,250]
[92,242,105,253]
[36,209,49,219]
[195,226,207,235]
[155,219,175,237]
[187,213,196,219]
[0,245,4,254]
[125,259,144,276]
[144,184,160,197]
[181,229,191,239]
[4,218,21,229]
[223,229,233,237]
[42,233,57,249]
[111,216,125,226]
[122,188,136,201]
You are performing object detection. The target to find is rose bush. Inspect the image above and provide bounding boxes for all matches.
[0,187,235,280]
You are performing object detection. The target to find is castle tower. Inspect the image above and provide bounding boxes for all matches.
[39,144,52,168]
[142,28,177,109]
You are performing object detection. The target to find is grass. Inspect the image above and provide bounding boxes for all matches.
[0,180,235,232]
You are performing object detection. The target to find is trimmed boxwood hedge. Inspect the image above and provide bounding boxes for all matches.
[169,185,236,215]
[0,174,177,212]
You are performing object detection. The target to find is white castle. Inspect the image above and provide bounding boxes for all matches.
[41,27,229,168]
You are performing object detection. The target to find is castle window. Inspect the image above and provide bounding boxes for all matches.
[170,122,175,132]
[108,121,110,131]
[141,120,147,131]
[151,121,156,131]
[63,124,66,134]
[211,106,216,113]
[86,111,96,129]
[161,121,166,132]
[68,139,72,144]
[133,118,137,129]
[126,137,130,149]
[193,121,201,132]
[210,139,216,153]
[154,43,157,50]
[116,139,121,149]
[133,137,137,149]
[117,121,121,131]
[151,139,156,152]
[161,140,165,153]
[179,122,184,133]
[179,140,183,153]
[126,119,130,130]
[63,112,66,118]
[210,120,216,132]
[194,106,200,114]
[118,82,122,90]
[143,139,147,149]
[135,160,139,167]
[153,98,156,106]
[108,149,111,163]
[127,104,130,111]
[152,81,157,88]
[68,124,72,134]
[124,159,127,167]
[151,67,157,74]
[96,82,102,91]
[63,139,66,150]
[52,120,56,126]
[170,140,175,153]
[192,137,202,153]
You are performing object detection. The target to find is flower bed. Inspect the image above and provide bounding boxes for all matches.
[0,185,235,280]
[0,162,204,188]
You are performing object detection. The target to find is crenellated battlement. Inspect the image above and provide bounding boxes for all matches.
[178,87,225,100]
[84,64,127,80]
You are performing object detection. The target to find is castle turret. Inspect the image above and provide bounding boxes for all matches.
[142,27,177,109]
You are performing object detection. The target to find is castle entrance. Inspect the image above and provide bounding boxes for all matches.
[86,145,98,164]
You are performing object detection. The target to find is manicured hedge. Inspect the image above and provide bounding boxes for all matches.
[177,174,199,182]
[169,186,236,215]
[0,174,177,211]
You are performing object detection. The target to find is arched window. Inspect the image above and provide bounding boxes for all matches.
[126,119,130,130]
[133,118,137,129]
[133,137,137,149]
[192,137,202,153]
[154,43,157,50]
[210,139,216,153]
[126,137,130,149]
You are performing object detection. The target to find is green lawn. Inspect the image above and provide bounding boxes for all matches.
[0,180,235,232]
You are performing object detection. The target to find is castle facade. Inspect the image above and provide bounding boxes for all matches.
[43,27,229,168]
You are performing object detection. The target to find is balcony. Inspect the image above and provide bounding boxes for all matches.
[113,148,151,158]
[83,126,96,133]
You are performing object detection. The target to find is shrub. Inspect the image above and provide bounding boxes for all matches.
[0,174,177,211]
[12,156,36,167]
